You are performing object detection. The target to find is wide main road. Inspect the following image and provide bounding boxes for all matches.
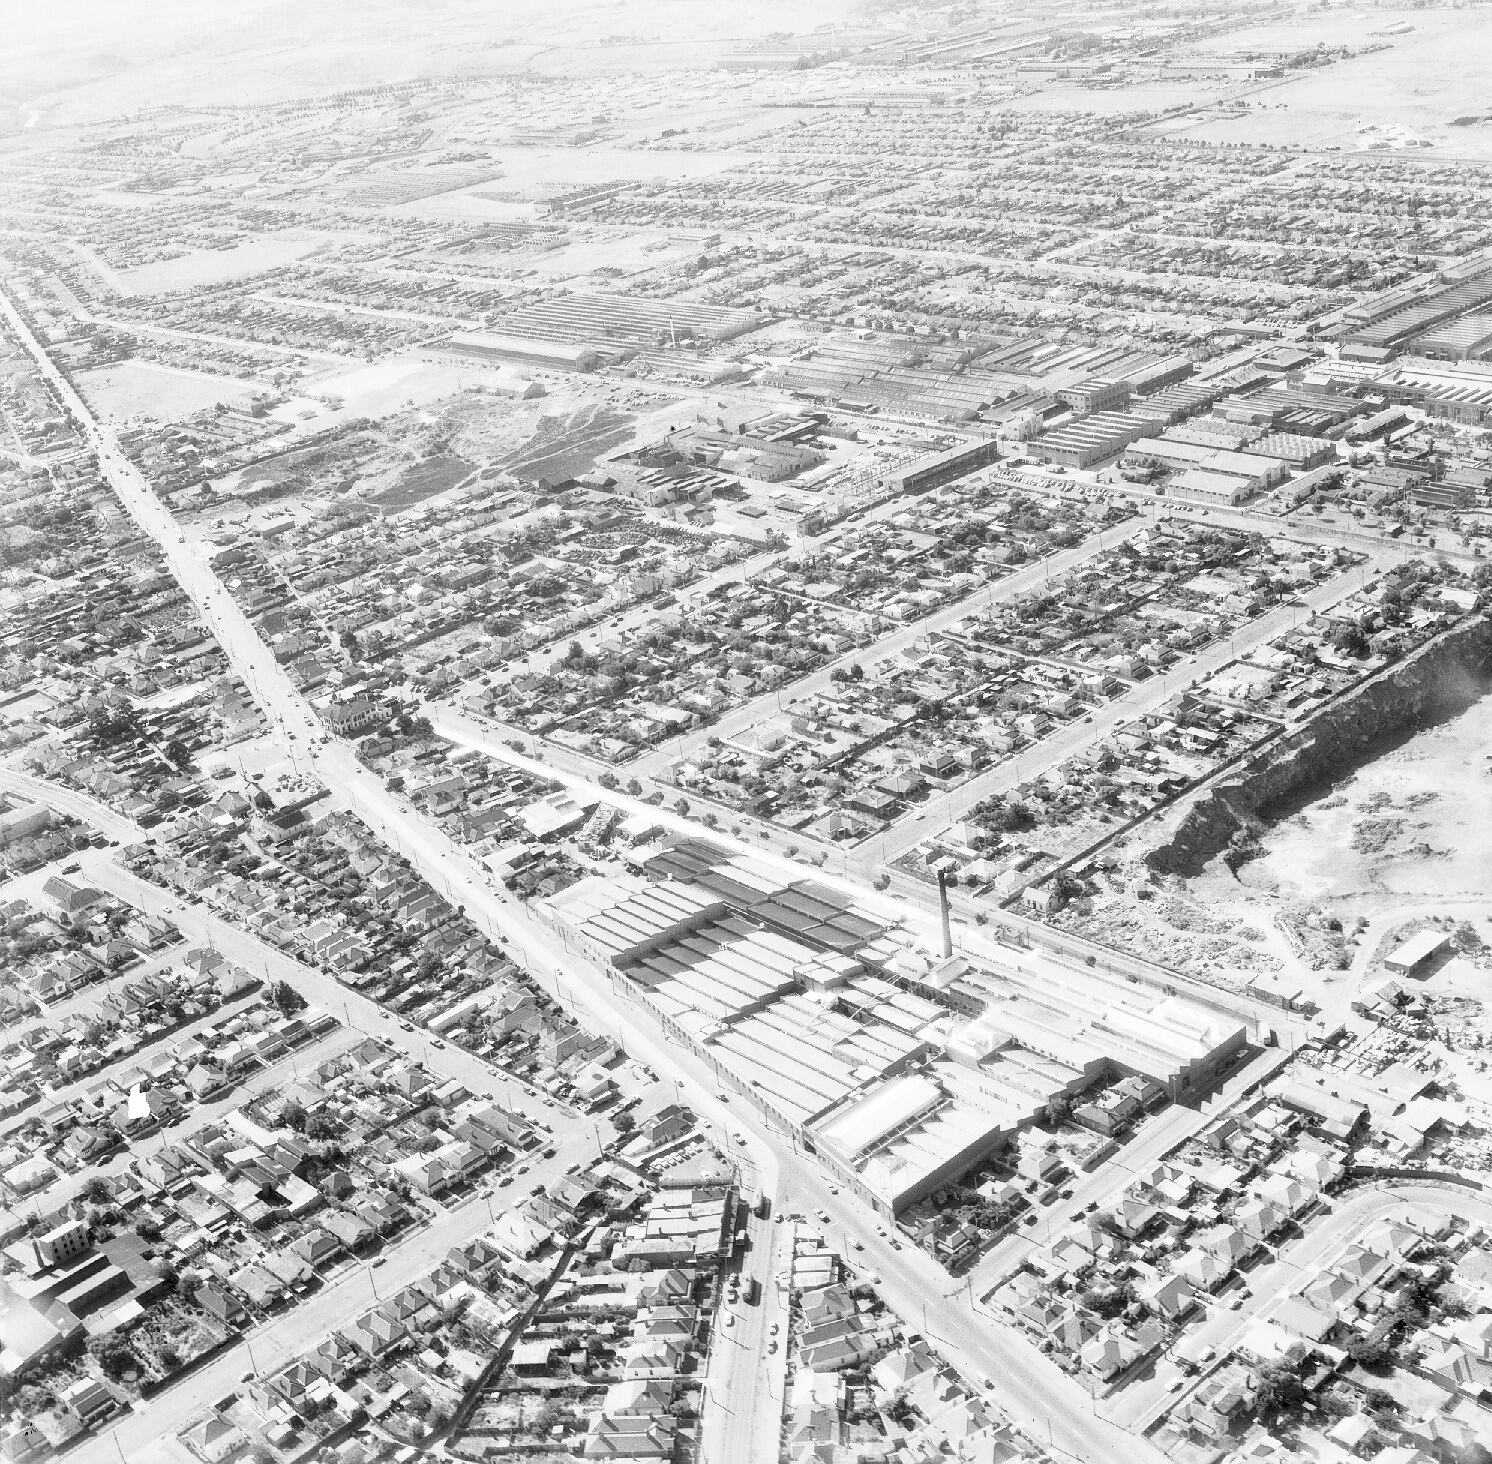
[0,283,1161,1464]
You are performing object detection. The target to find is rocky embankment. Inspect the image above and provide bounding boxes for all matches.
[1144,613,1492,877]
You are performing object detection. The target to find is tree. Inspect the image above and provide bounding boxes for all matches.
[1254,1360,1306,1419]
[1330,621,1370,659]
[83,1177,112,1205]
[90,1333,135,1381]
[1452,921,1484,953]
[269,980,307,1017]
[163,738,192,769]
[282,1100,308,1133]
[1346,1335,1393,1368]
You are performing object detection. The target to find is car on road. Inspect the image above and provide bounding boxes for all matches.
[723,1314,735,1328]
[769,1322,779,1336]
[431,1039,446,1049]
[814,1209,830,1223]
[767,1340,778,1353]
[849,1237,863,1251]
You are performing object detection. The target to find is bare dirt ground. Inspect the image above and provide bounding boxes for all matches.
[75,358,263,422]
[1057,688,1492,1004]
[1237,692,1492,915]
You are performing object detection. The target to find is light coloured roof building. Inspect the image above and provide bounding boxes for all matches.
[547,848,1245,1217]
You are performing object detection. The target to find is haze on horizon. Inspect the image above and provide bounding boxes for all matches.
[0,0,867,128]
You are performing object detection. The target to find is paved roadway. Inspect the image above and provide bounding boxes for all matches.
[860,558,1377,865]
[625,514,1150,782]
[444,545,787,707]
[74,854,559,1123]
[965,1046,1292,1303]
[1,1027,354,1234]
[1108,1179,1492,1433]
[770,1142,1168,1464]
[0,279,1237,1464]
[0,762,145,844]
[88,1131,600,1464]
[700,1204,790,1464]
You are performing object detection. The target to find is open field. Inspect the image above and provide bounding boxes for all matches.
[1171,13,1492,159]
[404,144,755,221]
[292,356,484,422]
[115,230,340,295]
[74,359,262,421]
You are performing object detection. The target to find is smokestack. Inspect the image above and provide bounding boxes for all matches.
[936,870,953,960]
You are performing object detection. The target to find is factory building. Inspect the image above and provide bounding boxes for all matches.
[447,330,606,373]
[1056,377,1130,416]
[546,841,1248,1218]
[877,435,1001,494]
[1168,470,1256,507]
[1027,411,1152,468]
[1413,312,1492,362]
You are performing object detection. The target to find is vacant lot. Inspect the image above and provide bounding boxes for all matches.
[116,231,339,295]
[1172,14,1492,159]
[369,453,476,510]
[76,359,261,422]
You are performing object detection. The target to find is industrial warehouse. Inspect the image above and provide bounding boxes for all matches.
[546,841,1248,1215]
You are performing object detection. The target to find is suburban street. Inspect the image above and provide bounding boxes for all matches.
[700,1206,790,1464]
[1108,1179,1492,1432]
[0,276,1170,1464]
[966,1045,1293,1301]
[0,761,146,845]
[626,513,1151,781]
[88,1134,600,1464]
[860,557,1378,865]
[770,1141,1171,1464]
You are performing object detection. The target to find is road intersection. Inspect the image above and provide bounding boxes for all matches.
[5,275,1451,1464]
[0,277,1172,1464]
